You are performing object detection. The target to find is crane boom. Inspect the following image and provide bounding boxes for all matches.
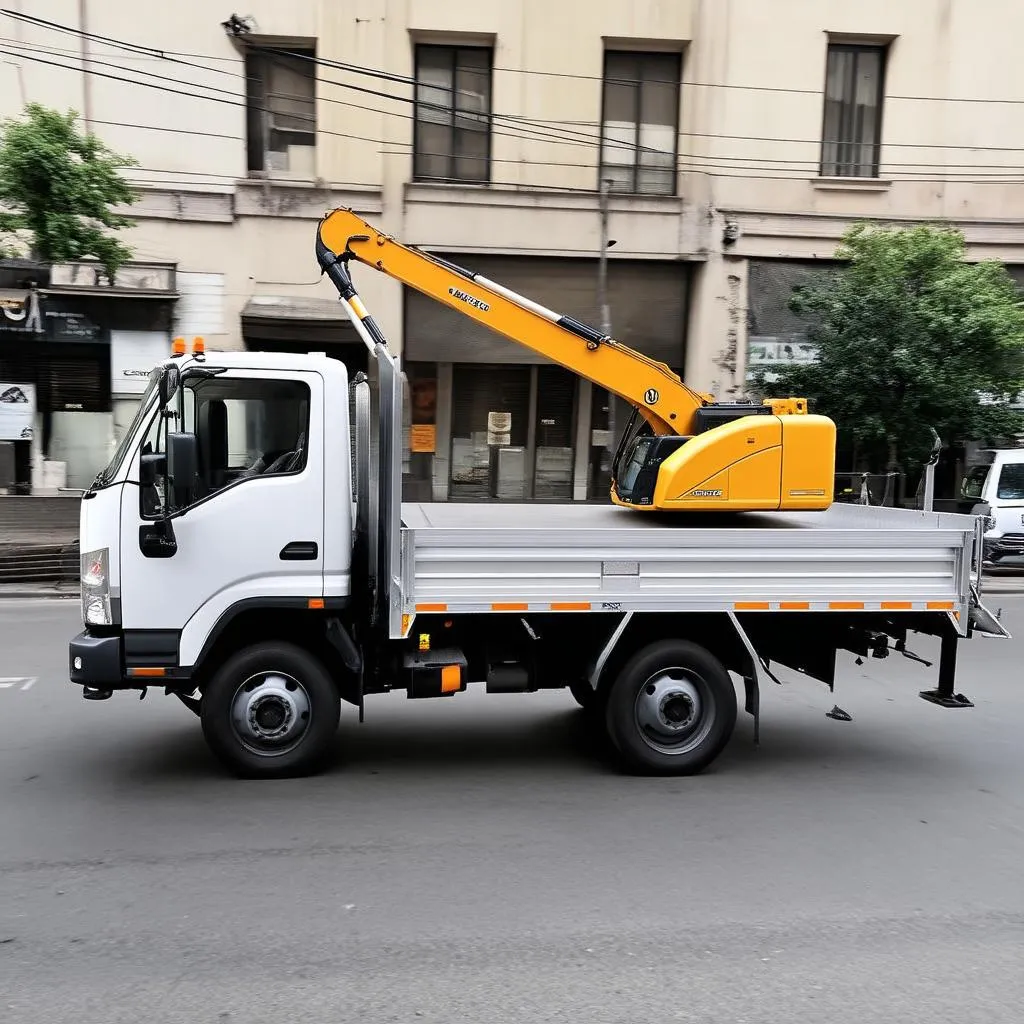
[317,207,707,436]
[316,208,837,513]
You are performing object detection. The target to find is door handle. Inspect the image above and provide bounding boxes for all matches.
[279,541,318,561]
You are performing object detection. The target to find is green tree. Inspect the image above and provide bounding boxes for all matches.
[0,103,139,279]
[756,223,1024,479]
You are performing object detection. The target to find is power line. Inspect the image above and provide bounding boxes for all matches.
[2,42,1022,187]
[5,13,1024,163]
[6,7,1024,108]
[5,38,1023,181]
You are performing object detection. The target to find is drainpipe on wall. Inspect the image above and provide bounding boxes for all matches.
[78,0,92,130]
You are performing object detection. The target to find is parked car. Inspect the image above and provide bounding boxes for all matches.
[961,448,1024,563]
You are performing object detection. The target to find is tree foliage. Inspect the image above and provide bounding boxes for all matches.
[0,103,140,278]
[755,223,1024,473]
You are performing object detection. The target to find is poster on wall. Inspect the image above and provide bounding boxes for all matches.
[0,382,36,441]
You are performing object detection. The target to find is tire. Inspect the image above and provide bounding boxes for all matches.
[605,640,737,776]
[200,641,341,779]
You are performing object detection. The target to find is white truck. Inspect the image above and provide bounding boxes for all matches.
[67,216,1010,779]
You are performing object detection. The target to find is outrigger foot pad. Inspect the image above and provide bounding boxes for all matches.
[919,689,974,709]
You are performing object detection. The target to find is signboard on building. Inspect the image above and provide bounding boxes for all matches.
[0,289,100,342]
[0,382,35,441]
[110,330,170,396]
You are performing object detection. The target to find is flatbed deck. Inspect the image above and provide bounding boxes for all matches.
[399,501,980,623]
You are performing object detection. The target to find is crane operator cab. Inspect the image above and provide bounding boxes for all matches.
[610,396,835,513]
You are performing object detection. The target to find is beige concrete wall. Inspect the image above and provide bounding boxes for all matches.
[2,0,1022,390]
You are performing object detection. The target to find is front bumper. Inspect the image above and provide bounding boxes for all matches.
[69,630,124,688]
[984,533,1024,560]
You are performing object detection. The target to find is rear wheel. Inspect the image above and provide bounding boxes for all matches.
[200,641,340,779]
[605,640,737,776]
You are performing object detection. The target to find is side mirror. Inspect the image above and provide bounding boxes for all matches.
[159,365,180,408]
[166,431,198,510]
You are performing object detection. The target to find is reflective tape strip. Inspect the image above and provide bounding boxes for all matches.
[492,602,528,611]
[551,602,591,611]
[416,603,448,613]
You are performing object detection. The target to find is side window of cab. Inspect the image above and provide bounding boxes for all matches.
[139,376,310,518]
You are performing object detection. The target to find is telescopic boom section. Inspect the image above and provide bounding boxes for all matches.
[316,207,709,436]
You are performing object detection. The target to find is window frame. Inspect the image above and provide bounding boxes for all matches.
[412,43,494,185]
[244,45,318,176]
[137,373,313,522]
[598,49,682,197]
[818,42,888,179]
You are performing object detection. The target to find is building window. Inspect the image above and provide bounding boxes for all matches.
[245,47,317,177]
[599,51,681,196]
[820,44,886,178]
[413,44,493,184]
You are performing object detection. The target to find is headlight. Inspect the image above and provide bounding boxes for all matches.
[80,548,111,626]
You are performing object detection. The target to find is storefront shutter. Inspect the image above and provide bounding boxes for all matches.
[0,342,110,412]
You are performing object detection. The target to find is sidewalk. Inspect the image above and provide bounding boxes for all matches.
[0,582,79,600]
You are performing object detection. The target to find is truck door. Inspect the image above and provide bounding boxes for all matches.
[118,368,325,656]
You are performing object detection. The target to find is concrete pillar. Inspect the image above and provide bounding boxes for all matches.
[684,233,749,400]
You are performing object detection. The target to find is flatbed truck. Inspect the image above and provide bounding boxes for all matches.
[66,216,1010,778]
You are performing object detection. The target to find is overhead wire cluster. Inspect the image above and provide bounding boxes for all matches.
[0,6,1022,194]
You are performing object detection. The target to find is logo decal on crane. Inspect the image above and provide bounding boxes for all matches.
[644,389,659,405]
[449,287,490,313]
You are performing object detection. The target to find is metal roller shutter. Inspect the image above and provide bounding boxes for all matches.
[403,255,689,370]
[0,342,110,412]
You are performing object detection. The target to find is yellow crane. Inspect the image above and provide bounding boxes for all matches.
[316,208,836,513]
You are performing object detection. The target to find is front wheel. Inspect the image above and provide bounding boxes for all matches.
[200,641,341,779]
[605,640,737,776]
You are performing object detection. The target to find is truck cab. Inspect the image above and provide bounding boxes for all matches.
[72,348,357,726]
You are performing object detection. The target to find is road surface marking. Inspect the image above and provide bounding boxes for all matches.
[0,677,37,691]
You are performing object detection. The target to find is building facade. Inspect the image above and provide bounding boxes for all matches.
[1,0,1022,497]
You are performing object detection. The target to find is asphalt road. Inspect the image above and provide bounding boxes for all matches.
[1,600,1023,1023]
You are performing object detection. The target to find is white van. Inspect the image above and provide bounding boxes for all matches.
[961,448,1024,564]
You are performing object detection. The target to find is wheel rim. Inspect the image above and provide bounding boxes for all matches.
[633,667,715,756]
[229,671,312,757]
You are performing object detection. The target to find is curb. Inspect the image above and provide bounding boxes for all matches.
[0,589,78,600]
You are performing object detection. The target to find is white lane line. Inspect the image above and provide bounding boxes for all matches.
[0,677,37,691]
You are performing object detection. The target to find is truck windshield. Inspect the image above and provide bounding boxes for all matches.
[997,463,1024,500]
[92,369,160,488]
